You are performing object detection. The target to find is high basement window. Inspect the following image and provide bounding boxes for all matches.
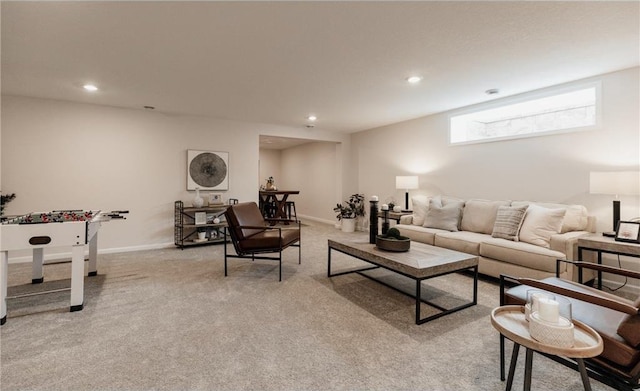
[449,83,600,145]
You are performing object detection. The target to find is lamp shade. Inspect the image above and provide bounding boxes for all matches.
[589,171,640,196]
[396,176,419,190]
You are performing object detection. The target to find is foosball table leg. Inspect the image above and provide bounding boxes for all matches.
[1,251,8,325]
[87,233,98,277]
[32,248,44,284]
[69,245,85,312]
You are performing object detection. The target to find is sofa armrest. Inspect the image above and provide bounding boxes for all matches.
[399,215,413,225]
[550,230,591,260]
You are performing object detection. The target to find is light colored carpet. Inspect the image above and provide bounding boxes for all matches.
[0,222,612,390]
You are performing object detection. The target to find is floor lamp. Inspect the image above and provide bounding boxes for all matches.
[589,171,640,237]
[396,176,419,212]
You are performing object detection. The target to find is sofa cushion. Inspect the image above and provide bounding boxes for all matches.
[411,195,430,226]
[395,225,445,245]
[423,201,463,232]
[492,205,528,241]
[434,231,486,256]
[461,199,511,234]
[518,205,566,248]
[480,237,566,273]
[512,201,588,233]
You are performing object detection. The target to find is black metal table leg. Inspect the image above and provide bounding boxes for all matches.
[415,279,421,325]
[524,348,534,391]
[506,342,520,391]
[577,358,593,391]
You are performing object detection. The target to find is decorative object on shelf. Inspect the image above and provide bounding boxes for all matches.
[192,187,204,208]
[376,227,411,252]
[265,176,276,191]
[194,212,207,225]
[589,171,640,237]
[196,228,207,241]
[615,221,640,243]
[396,175,419,211]
[187,150,229,190]
[0,192,16,217]
[209,193,223,205]
[393,205,402,213]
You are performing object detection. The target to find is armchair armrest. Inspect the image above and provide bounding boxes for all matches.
[564,260,640,279]
[516,277,639,315]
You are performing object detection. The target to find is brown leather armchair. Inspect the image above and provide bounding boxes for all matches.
[500,260,640,391]
[224,202,301,281]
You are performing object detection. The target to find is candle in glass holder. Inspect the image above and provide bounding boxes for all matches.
[538,297,560,323]
[370,195,379,201]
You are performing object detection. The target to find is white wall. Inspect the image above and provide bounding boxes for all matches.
[1,95,349,259]
[258,149,282,189]
[351,67,640,291]
[280,141,341,223]
[353,67,640,232]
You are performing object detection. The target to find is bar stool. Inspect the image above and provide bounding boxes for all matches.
[286,201,297,222]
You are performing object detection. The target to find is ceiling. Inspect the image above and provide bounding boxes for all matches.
[2,1,639,136]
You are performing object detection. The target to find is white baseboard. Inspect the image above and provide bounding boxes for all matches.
[8,242,175,264]
[296,214,335,226]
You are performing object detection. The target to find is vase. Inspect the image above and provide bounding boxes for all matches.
[341,218,356,233]
[193,188,204,208]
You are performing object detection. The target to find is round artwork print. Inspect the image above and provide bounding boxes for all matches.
[189,152,227,188]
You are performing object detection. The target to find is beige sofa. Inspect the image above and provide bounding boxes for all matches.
[395,196,596,281]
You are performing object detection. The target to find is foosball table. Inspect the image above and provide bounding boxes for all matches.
[0,210,128,325]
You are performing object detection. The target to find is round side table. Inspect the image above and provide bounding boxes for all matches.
[491,305,603,391]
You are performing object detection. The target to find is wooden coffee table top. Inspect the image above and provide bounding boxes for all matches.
[491,305,603,358]
[327,238,478,279]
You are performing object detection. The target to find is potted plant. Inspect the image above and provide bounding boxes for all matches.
[1,192,16,219]
[333,193,366,232]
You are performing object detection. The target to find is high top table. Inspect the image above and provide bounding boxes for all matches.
[259,190,300,223]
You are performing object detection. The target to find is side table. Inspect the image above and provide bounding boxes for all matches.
[577,234,640,289]
[491,305,603,391]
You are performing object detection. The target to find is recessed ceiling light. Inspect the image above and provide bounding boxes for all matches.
[406,76,422,84]
[485,88,500,95]
[83,84,98,92]
[307,115,317,122]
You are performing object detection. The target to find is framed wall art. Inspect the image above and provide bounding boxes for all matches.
[187,150,229,191]
[615,221,640,243]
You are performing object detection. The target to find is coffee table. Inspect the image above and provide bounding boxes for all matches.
[327,238,478,324]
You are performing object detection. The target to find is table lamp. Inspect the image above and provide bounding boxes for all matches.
[589,171,640,237]
[396,176,419,212]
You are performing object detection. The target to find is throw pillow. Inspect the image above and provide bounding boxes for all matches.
[411,195,430,226]
[461,199,511,234]
[512,201,588,233]
[518,205,566,248]
[423,202,462,232]
[491,205,528,241]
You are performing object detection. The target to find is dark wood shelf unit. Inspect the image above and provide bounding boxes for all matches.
[174,201,229,249]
